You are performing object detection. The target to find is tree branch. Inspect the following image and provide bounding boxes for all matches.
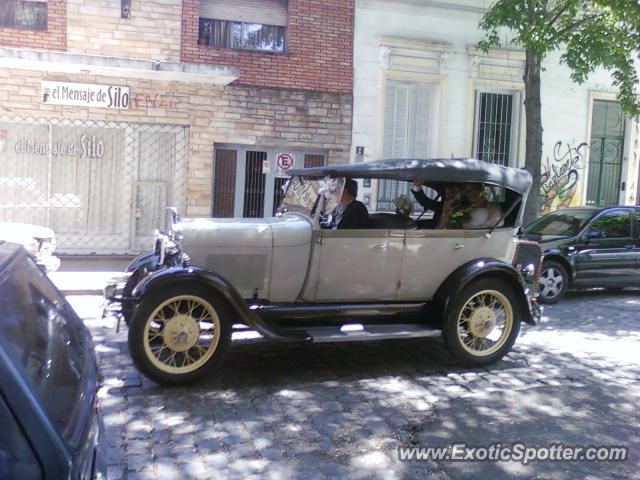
[549,12,603,42]
[545,2,572,29]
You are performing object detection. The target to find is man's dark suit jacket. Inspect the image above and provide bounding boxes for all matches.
[411,187,444,225]
[335,200,370,229]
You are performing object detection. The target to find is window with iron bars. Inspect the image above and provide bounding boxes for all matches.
[198,0,288,53]
[213,147,326,218]
[0,0,47,30]
[199,18,286,52]
[473,91,520,167]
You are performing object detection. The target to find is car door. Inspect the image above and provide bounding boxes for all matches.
[398,228,518,301]
[304,228,402,302]
[572,208,636,286]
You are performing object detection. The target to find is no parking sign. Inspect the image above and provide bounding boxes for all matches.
[276,152,295,177]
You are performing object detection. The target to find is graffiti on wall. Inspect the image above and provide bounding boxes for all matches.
[540,141,588,215]
[132,94,181,109]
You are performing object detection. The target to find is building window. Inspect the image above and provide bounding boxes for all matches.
[199,19,286,52]
[473,91,520,166]
[213,146,326,218]
[587,99,626,206]
[0,0,47,30]
[198,0,287,53]
[243,151,267,218]
[377,79,437,212]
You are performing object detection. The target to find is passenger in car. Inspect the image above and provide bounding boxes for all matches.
[438,183,503,229]
[328,178,370,229]
[411,179,446,226]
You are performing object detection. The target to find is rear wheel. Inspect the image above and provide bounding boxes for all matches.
[128,285,232,384]
[443,278,522,367]
[539,260,568,304]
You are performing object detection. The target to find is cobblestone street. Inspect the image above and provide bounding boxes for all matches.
[69,290,640,480]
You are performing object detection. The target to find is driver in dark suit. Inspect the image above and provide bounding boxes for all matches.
[329,178,369,229]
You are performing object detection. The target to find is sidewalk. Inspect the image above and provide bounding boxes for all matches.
[49,255,135,295]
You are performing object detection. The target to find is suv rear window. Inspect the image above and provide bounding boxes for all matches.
[0,255,87,447]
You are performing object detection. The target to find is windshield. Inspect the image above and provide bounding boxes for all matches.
[523,209,595,237]
[277,176,344,217]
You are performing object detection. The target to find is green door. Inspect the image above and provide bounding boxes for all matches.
[586,100,626,206]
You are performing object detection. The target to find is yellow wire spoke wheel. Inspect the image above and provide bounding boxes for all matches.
[456,289,513,357]
[129,286,231,384]
[443,277,522,367]
[143,295,222,374]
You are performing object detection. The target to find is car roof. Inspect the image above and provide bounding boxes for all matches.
[287,158,533,195]
[553,206,639,214]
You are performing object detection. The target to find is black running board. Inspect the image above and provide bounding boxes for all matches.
[253,302,427,321]
[244,302,434,344]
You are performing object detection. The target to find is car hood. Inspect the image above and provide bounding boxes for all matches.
[175,213,312,249]
[521,233,571,250]
[173,214,313,300]
[0,222,55,246]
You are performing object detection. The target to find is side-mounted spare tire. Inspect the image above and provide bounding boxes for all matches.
[442,277,522,367]
[128,284,232,384]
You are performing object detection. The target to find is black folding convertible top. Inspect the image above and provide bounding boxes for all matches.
[288,158,532,196]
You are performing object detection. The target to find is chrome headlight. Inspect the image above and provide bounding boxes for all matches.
[154,230,181,266]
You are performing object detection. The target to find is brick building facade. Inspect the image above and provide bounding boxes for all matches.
[181,0,353,92]
[0,0,354,254]
[0,0,66,50]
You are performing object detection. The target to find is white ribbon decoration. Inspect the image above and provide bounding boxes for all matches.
[317,176,339,196]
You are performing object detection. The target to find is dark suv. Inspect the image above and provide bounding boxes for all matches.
[523,206,640,303]
[0,241,105,479]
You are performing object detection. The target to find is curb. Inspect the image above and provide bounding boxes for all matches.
[50,271,119,297]
[60,289,104,296]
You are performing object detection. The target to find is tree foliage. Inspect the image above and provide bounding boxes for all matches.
[479,0,640,222]
[479,0,640,116]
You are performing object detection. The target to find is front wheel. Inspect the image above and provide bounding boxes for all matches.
[443,278,522,367]
[539,260,568,304]
[128,285,232,384]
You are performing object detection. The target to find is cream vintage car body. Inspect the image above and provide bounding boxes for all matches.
[106,158,542,384]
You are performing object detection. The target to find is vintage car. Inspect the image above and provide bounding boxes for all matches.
[105,158,542,384]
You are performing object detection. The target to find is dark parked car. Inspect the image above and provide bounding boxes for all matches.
[523,206,640,303]
[0,241,105,479]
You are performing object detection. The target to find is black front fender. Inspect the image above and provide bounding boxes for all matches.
[132,266,310,343]
[541,248,574,286]
[126,251,159,273]
[434,258,536,326]
[132,266,248,318]
[120,252,161,323]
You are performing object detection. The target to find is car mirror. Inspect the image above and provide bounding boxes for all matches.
[584,229,604,241]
